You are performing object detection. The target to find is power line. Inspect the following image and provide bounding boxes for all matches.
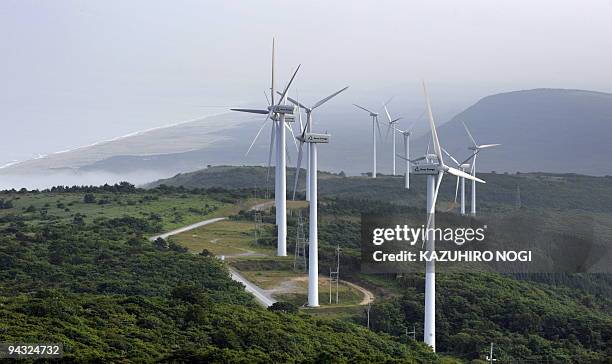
[329,245,340,304]
[293,210,307,271]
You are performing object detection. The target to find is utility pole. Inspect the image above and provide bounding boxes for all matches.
[516,184,522,209]
[406,324,416,341]
[254,211,263,245]
[365,302,372,329]
[485,342,497,364]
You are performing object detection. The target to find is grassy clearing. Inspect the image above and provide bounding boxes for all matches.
[239,271,364,307]
[240,270,305,290]
[274,276,363,307]
[171,219,276,257]
[0,192,226,231]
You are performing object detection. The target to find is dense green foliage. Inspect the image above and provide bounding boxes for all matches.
[0,189,441,363]
[368,274,612,362]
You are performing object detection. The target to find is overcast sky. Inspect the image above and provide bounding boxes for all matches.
[1,0,611,166]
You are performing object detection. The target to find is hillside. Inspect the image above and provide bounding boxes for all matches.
[1,184,610,362]
[0,186,441,363]
[3,88,612,190]
[414,88,612,176]
[147,166,612,214]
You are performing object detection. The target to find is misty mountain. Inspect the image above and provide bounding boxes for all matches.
[413,88,612,176]
[2,88,611,189]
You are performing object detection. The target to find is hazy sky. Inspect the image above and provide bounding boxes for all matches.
[1,0,611,166]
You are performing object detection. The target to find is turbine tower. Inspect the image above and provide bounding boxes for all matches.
[291,87,347,308]
[353,100,392,178]
[292,125,330,307]
[395,123,415,189]
[412,82,486,351]
[462,121,501,216]
[231,38,300,256]
[383,104,402,176]
[282,86,349,201]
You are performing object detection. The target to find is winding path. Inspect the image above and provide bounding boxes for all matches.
[148,217,227,241]
[148,213,276,307]
[149,200,374,309]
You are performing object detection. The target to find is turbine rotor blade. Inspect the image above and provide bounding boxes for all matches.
[231,108,269,115]
[292,142,304,200]
[459,151,479,167]
[462,121,477,147]
[384,105,392,123]
[381,96,395,110]
[278,64,301,104]
[397,154,420,164]
[271,38,275,106]
[312,86,349,110]
[266,123,276,184]
[285,122,299,151]
[422,81,444,165]
[454,175,460,204]
[353,104,376,115]
[297,104,304,132]
[283,94,309,110]
[431,170,444,214]
[478,143,502,149]
[447,166,486,183]
[442,148,460,166]
[263,91,270,106]
[245,114,272,156]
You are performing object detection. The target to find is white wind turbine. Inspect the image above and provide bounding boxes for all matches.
[281,86,348,202]
[231,38,300,257]
[353,100,392,178]
[462,121,501,216]
[411,82,486,351]
[290,105,344,307]
[442,149,477,215]
[383,104,402,176]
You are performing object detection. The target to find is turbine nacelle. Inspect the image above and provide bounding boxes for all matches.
[412,163,440,175]
[297,132,330,144]
[269,104,295,115]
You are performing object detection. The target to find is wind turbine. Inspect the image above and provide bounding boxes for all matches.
[412,82,486,351]
[462,121,501,216]
[394,123,415,189]
[442,149,476,215]
[353,99,392,178]
[281,86,348,202]
[290,87,345,306]
[383,105,402,176]
[231,38,300,256]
